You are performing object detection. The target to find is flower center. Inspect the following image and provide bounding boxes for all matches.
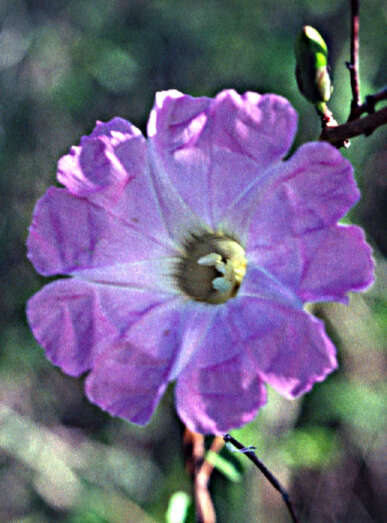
[175,232,247,304]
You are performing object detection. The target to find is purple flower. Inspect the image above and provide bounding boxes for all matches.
[26,90,374,434]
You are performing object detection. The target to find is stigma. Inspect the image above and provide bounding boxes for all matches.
[175,231,247,304]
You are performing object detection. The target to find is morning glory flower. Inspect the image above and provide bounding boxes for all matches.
[26,90,374,434]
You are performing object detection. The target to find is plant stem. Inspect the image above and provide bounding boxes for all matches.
[183,428,224,523]
[224,433,300,523]
[318,1,387,147]
[320,106,387,145]
[347,0,361,119]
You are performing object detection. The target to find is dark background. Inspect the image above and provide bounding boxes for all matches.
[0,1,386,521]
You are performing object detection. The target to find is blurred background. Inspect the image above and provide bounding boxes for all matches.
[0,0,386,521]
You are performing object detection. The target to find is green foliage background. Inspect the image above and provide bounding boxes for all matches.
[0,1,386,521]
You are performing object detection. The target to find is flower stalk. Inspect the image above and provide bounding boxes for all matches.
[183,428,224,523]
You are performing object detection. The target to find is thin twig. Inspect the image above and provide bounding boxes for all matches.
[358,87,387,116]
[347,0,361,119]
[320,106,387,145]
[223,433,300,523]
[183,428,224,523]
[318,2,387,147]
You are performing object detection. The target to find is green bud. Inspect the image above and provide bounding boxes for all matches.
[295,25,333,105]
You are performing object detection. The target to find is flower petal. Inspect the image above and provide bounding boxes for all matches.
[155,299,252,381]
[57,118,142,197]
[26,278,176,376]
[297,225,374,302]
[85,342,172,425]
[85,298,182,425]
[147,90,213,232]
[249,225,374,304]
[57,117,178,251]
[147,89,297,230]
[239,264,303,309]
[209,149,271,227]
[247,142,359,247]
[210,90,297,166]
[247,236,304,292]
[241,141,374,303]
[168,302,218,380]
[235,297,337,398]
[176,352,266,434]
[222,141,358,242]
[73,259,179,295]
[27,187,172,277]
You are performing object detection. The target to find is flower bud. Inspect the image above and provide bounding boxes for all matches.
[295,25,333,105]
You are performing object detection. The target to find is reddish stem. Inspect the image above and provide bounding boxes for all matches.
[347,0,361,119]
[183,428,224,523]
[318,2,387,147]
[320,105,387,145]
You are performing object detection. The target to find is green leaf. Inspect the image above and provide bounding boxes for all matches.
[206,450,242,482]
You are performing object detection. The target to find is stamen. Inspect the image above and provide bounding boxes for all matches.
[215,262,227,275]
[212,277,232,293]
[197,253,223,266]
